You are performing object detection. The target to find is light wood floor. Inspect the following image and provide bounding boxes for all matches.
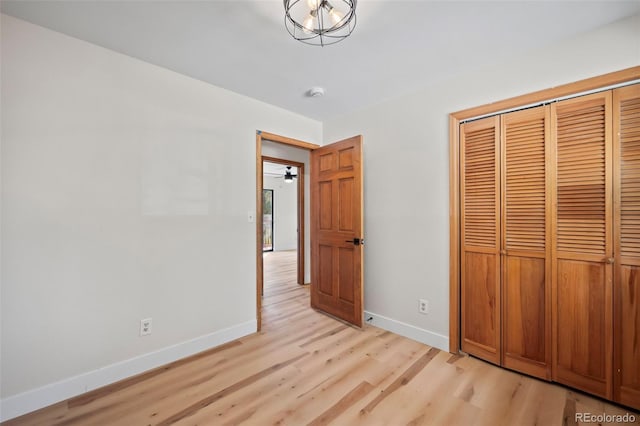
[5,250,639,426]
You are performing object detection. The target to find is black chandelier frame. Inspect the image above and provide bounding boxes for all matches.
[284,0,357,47]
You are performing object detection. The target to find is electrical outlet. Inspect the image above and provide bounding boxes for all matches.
[140,318,152,336]
[419,299,429,314]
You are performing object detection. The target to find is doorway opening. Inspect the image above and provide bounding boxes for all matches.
[256,131,365,331]
[256,131,319,331]
[261,158,304,326]
[262,157,305,287]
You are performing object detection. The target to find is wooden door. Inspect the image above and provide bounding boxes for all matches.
[613,84,640,409]
[551,92,613,399]
[460,116,501,364]
[501,106,552,379]
[310,136,363,327]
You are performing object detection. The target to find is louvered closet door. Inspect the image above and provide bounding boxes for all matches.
[501,106,551,380]
[613,84,640,409]
[461,116,501,364]
[552,92,613,399]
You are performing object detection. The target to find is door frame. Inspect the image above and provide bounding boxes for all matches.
[256,131,319,331]
[448,66,640,354]
[262,155,305,285]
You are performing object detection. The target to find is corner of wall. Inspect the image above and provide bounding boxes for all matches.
[364,311,449,352]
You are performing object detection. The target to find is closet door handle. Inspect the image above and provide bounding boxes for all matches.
[604,257,614,264]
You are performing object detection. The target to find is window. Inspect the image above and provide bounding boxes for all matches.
[262,189,273,252]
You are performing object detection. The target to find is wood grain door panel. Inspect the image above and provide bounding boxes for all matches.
[555,259,610,397]
[319,181,333,230]
[338,246,356,303]
[501,106,551,380]
[617,265,640,408]
[339,178,355,231]
[613,84,640,409]
[461,116,501,365]
[462,251,500,361]
[311,136,363,327]
[503,255,549,378]
[317,243,334,296]
[314,242,359,311]
[552,92,613,399]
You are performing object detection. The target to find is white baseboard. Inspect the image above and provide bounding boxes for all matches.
[364,311,449,352]
[0,320,256,422]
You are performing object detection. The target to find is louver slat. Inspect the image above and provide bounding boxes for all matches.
[556,99,607,255]
[619,96,640,258]
[505,113,546,252]
[463,126,498,248]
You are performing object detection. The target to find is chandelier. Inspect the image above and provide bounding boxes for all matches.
[284,0,357,46]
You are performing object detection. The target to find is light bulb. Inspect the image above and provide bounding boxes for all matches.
[307,0,321,9]
[328,8,343,26]
[302,14,315,32]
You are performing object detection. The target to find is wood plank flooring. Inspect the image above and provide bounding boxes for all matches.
[4,250,639,425]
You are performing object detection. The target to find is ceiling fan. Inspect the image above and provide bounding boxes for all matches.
[283,166,298,183]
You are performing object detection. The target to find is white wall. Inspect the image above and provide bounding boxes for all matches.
[263,175,298,252]
[0,14,321,419]
[261,141,311,283]
[323,14,640,350]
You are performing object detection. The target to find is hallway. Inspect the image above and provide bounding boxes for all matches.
[262,250,309,331]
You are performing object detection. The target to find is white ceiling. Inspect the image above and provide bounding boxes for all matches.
[2,1,639,121]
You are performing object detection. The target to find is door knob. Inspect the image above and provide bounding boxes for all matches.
[345,238,364,246]
[605,257,614,264]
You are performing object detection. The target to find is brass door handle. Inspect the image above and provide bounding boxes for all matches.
[605,257,614,264]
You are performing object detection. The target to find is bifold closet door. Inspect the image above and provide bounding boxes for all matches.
[460,116,501,364]
[613,84,640,409]
[552,92,613,399]
[501,106,551,380]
